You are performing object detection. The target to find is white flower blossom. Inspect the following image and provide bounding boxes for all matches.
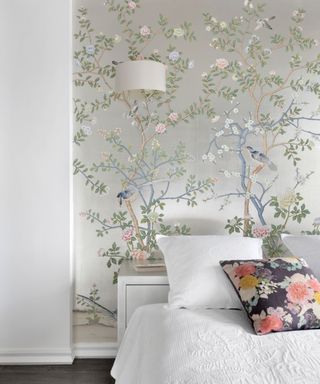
[173,27,185,37]
[81,125,92,136]
[113,34,122,43]
[188,59,195,69]
[221,144,230,152]
[169,51,180,62]
[208,152,216,162]
[220,21,227,29]
[128,154,137,163]
[215,129,224,137]
[245,119,254,130]
[147,212,159,223]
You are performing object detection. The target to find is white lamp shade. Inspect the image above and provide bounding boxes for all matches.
[115,60,166,93]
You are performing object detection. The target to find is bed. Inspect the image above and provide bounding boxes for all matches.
[111,303,320,384]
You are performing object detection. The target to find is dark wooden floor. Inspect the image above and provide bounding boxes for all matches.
[0,359,115,384]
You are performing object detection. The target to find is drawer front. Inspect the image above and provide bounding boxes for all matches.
[126,284,169,326]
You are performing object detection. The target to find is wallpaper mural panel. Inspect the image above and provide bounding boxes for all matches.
[73,0,320,342]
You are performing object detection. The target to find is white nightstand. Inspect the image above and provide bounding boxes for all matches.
[117,261,169,344]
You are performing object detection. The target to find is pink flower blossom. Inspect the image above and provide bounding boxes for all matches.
[122,227,134,241]
[131,249,148,260]
[128,1,136,9]
[252,225,270,238]
[309,279,320,292]
[234,263,256,277]
[287,281,314,305]
[155,123,167,134]
[215,58,229,69]
[257,315,283,335]
[140,25,151,37]
[168,112,179,122]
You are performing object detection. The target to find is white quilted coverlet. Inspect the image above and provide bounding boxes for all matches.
[111,304,320,384]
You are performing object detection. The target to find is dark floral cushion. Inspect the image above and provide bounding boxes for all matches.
[220,257,320,335]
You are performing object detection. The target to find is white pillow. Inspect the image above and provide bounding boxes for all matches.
[157,235,263,309]
[281,234,320,279]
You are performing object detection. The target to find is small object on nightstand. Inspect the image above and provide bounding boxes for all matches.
[133,259,166,272]
[117,260,169,344]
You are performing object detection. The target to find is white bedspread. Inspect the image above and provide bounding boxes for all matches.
[111,304,320,384]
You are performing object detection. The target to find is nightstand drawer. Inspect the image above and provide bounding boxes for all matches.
[126,284,169,326]
[117,261,169,344]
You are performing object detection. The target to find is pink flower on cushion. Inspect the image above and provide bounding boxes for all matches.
[309,279,320,292]
[215,58,229,69]
[257,315,283,335]
[122,227,134,241]
[287,281,314,305]
[234,263,256,277]
[131,249,148,260]
[155,123,167,134]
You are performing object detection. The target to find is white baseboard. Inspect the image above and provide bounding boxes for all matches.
[0,342,118,364]
[0,348,74,365]
[73,342,118,358]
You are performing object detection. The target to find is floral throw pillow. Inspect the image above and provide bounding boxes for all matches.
[220,257,320,335]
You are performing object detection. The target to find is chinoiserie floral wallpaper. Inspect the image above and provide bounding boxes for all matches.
[73,0,320,342]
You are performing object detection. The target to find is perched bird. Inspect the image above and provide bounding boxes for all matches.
[112,60,123,66]
[255,16,275,30]
[246,146,277,171]
[127,100,139,118]
[244,0,253,8]
[117,188,136,206]
[116,179,170,206]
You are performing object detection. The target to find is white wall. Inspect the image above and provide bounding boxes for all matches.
[0,0,72,364]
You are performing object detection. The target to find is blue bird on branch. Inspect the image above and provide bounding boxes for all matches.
[116,179,169,206]
[246,146,277,171]
[117,188,136,206]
